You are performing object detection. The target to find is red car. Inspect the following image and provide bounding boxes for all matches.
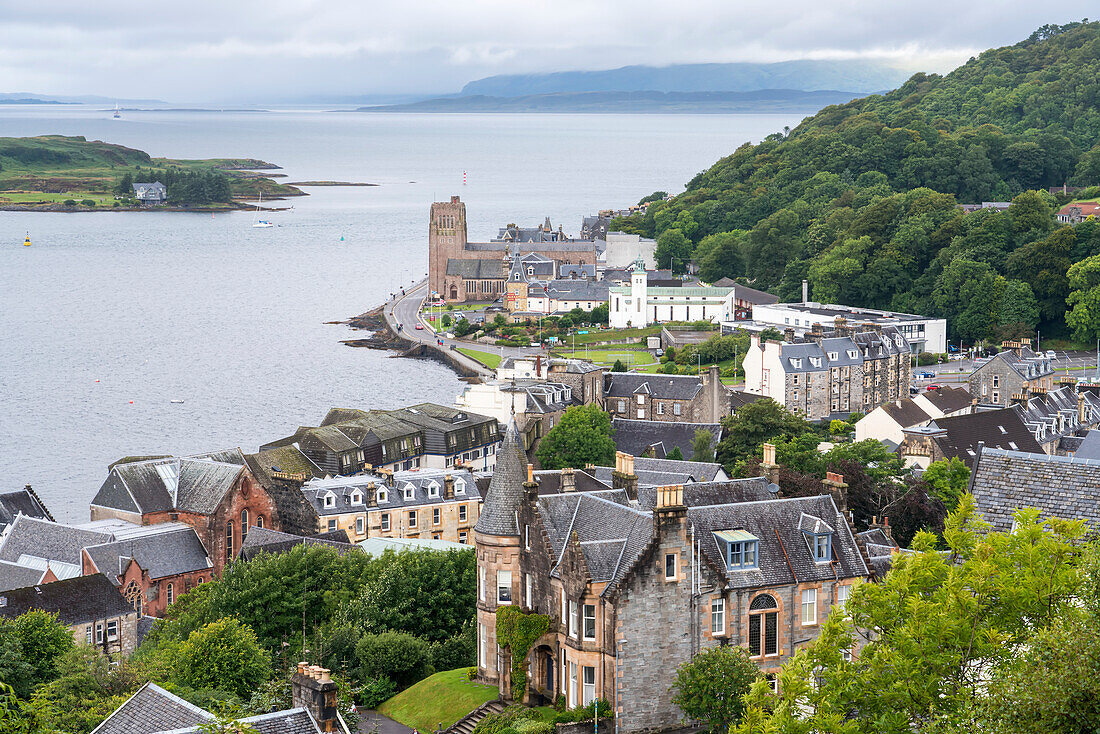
[926,384,942,391]
[415,324,424,330]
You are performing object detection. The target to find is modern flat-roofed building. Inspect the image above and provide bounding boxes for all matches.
[750,300,946,354]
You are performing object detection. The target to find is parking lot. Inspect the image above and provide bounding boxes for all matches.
[910,350,1100,393]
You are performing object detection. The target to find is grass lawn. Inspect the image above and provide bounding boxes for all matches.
[457,347,502,369]
[552,346,657,368]
[570,325,661,345]
[378,668,498,731]
[444,302,492,312]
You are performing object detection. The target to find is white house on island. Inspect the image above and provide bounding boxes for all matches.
[608,259,735,328]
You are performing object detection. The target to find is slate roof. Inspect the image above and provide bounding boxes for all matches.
[536,490,651,590]
[730,391,766,411]
[239,527,357,561]
[302,468,481,516]
[91,455,244,516]
[0,560,46,593]
[0,516,113,566]
[474,419,528,536]
[635,478,774,510]
[972,348,1054,382]
[923,408,1044,466]
[244,445,325,486]
[1012,385,1100,446]
[592,456,725,488]
[919,386,973,414]
[0,488,52,533]
[83,525,212,584]
[689,495,868,590]
[447,258,507,279]
[605,373,703,400]
[610,418,722,459]
[0,575,134,626]
[91,683,212,734]
[559,264,596,279]
[545,280,609,301]
[971,448,1100,532]
[881,399,932,428]
[1073,429,1100,459]
[731,283,778,305]
[532,470,612,495]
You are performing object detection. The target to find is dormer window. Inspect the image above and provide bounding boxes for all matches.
[454,478,466,495]
[810,357,822,367]
[427,481,440,498]
[799,513,834,563]
[847,350,858,359]
[377,488,388,503]
[351,491,363,504]
[403,483,416,501]
[715,530,758,570]
[323,492,336,509]
[790,358,802,369]
[828,352,838,361]
[810,534,831,562]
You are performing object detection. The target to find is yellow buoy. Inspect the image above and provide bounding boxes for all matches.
[23,232,31,247]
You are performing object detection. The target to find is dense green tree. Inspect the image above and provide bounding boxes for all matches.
[654,228,692,273]
[342,548,475,642]
[733,500,1088,734]
[716,399,809,473]
[536,405,616,469]
[173,618,271,700]
[12,610,75,693]
[1007,226,1074,328]
[671,646,760,733]
[665,446,685,461]
[695,231,745,282]
[0,620,34,698]
[1066,253,1100,342]
[691,429,715,463]
[920,457,970,512]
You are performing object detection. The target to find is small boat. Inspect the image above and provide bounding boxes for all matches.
[112,103,121,119]
[252,191,274,228]
[23,232,31,247]
[170,399,185,404]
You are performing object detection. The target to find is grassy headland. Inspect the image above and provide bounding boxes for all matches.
[0,135,303,211]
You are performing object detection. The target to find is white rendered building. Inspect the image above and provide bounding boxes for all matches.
[751,301,947,354]
[608,259,735,328]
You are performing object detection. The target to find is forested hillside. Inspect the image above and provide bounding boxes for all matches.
[615,21,1100,342]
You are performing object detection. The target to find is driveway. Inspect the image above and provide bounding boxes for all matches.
[358,710,415,734]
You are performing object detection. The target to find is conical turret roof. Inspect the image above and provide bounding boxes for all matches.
[475,418,527,537]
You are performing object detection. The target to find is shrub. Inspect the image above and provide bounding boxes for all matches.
[514,719,554,734]
[428,625,475,672]
[917,352,938,366]
[358,674,397,709]
[356,631,432,689]
[63,199,76,206]
[81,199,95,207]
[442,314,452,328]
[173,618,271,700]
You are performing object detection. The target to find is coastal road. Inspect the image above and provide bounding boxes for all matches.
[383,280,543,372]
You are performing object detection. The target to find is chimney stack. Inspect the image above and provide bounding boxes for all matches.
[784,327,795,343]
[560,467,576,492]
[822,471,848,513]
[802,279,809,304]
[292,665,340,732]
[443,474,455,500]
[761,443,780,487]
[612,451,638,501]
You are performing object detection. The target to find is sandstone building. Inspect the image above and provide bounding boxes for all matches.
[474,423,875,733]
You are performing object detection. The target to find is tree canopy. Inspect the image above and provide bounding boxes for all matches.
[536,404,617,469]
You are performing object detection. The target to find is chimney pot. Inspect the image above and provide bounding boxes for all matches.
[298,661,308,675]
[526,463,534,483]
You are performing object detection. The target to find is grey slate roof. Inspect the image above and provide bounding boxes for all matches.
[532,470,612,495]
[83,526,212,584]
[689,495,868,590]
[881,399,932,429]
[971,448,1100,532]
[635,478,773,510]
[91,682,212,734]
[1012,385,1100,446]
[302,468,480,517]
[610,418,722,459]
[91,455,244,516]
[536,490,651,590]
[447,258,507,279]
[0,516,112,566]
[0,575,135,626]
[0,560,46,593]
[239,527,357,561]
[592,457,725,488]
[474,419,528,536]
[1073,429,1100,460]
[0,488,52,533]
[926,408,1044,466]
[605,373,703,400]
[919,386,973,414]
[545,279,609,301]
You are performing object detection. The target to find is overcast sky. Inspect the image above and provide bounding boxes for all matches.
[0,2,1094,102]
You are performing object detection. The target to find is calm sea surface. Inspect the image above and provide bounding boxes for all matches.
[0,106,801,520]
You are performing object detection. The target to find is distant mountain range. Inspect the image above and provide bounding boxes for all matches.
[0,92,166,105]
[358,89,868,114]
[459,60,911,97]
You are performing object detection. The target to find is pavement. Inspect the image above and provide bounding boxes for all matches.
[357,710,415,734]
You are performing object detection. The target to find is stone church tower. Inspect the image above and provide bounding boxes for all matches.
[429,196,469,300]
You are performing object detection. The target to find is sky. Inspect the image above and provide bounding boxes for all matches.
[0,2,1094,103]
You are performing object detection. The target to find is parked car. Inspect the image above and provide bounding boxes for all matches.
[916,371,935,379]
[1046,350,1057,359]
[415,324,424,330]
[926,383,942,391]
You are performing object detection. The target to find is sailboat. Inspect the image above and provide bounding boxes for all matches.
[252,190,273,228]
[23,232,31,247]
[112,104,121,119]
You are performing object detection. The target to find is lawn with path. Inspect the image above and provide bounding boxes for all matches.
[457,347,503,369]
[377,668,498,732]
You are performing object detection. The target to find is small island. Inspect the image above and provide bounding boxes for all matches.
[0,135,305,211]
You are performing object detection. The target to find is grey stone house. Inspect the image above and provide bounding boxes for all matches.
[131,181,167,206]
[968,341,1055,408]
[605,366,729,423]
[970,447,1100,532]
[474,421,875,733]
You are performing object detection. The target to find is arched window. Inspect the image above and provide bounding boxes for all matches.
[124,580,142,615]
[226,521,234,563]
[166,582,174,605]
[256,515,264,529]
[748,594,778,657]
[241,509,249,545]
